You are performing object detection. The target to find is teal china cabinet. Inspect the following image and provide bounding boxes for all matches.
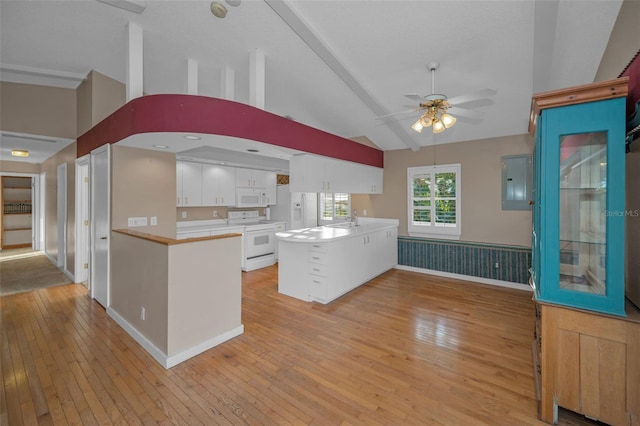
[529,78,629,317]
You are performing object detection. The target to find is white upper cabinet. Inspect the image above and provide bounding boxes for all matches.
[289,154,383,194]
[236,168,267,188]
[202,164,236,206]
[354,163,383,194]
[265,171,277,205]
[178,161,274,207]
[177,161,202,206]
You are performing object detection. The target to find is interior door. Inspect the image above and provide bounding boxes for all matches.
[75,157,90,284]
[90,145,110,307]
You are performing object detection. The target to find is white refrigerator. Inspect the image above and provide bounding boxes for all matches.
[271,185,318,230]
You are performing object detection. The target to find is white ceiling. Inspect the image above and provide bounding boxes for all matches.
[0,0,623,165]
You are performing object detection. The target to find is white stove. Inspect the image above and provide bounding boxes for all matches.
[228,210,276,271]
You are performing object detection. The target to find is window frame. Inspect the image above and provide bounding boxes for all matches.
[318,192,351,225]
[407,164,461,240]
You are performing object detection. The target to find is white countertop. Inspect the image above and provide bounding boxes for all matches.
[176,218,285,235]
[276,221,396,242]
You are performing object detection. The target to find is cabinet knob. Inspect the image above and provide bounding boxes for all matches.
[528,200,535,205]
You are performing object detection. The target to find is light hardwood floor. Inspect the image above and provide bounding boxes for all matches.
[1,265,602,425]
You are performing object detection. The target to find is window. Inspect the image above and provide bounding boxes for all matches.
[407,164,461,239]
[318,193,350,225]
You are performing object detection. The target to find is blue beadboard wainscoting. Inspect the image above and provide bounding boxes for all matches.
[398,237,532,286]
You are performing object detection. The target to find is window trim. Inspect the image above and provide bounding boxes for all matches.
[318,192,351,226]
[407,164,461,240]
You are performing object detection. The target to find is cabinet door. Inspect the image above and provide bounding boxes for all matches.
[265,172,277,205]
[217,165,236,206]
[307,156,329,192]
[176,161,184,206]
[251,169,267,189]
[180,162,203,206]
[236,168,266,188]
[537,97,626,316]
[379,227,397,270]
[235,168,253,188]
[368,166,383,194]
[201,164,219,206]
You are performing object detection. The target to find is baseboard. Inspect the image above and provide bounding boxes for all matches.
[165,325,244,369]
[394,265,532,292]
[107,307,244,369]
[42,250,76,283]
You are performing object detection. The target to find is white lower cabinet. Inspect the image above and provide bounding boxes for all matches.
[274,222,285,261]
[278,225,398,304]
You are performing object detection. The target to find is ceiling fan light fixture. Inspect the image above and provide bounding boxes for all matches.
[411,119,424,133]
[420,115,433,128]
[432,120,445,134]
[441,113,456,128]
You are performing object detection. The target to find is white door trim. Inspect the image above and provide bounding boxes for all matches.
[0,171,40,251]
[90,144,111,306]
[75,155,90,285]
[57,163,67,269]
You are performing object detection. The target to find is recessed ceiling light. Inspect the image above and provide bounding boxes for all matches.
[11,149,29,157]
[247,149,259,153]
[184,135,201,140]
[153,144,169,149]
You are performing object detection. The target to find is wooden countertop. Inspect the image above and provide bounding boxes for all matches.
[113,229,242,246]
[535,296,640,324]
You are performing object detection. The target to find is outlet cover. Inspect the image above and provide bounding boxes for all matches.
[128,216,148,227]
[150,216,158,226]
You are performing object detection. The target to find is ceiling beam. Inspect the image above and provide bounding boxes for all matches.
[264,0,420,151]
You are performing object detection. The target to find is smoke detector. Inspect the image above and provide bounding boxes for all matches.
[210,2,227,18]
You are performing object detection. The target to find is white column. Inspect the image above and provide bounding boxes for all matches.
[249,48,265,109]
[126,21,143,101]
[187,58,198,95]
[220,66,235,100]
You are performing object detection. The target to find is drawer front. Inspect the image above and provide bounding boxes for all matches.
[309,276,328,301]
[309,242,328,253]
[308,251,328,264]
[308,263,329,277]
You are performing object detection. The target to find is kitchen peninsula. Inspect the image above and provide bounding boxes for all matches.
[276,218,398,304]
[110,229,244,369]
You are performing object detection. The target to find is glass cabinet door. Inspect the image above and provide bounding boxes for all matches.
[536,97,626,317]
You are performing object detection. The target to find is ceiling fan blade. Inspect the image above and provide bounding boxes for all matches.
[447,107,485,119]
[375,108,420,120]
[404,94,423,101]
[448,88,497,106]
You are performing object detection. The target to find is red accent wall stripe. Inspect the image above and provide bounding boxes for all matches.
[77,94,383,167]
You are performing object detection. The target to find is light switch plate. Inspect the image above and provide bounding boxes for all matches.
[150,216,158,226]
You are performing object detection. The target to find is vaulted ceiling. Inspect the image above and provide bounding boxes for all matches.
[0,0,626,161]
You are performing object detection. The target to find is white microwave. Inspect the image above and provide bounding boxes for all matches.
[235,188,267,207]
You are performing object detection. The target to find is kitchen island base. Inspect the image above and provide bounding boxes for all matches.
[277,219,398,304]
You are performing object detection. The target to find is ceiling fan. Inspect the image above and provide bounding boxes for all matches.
[378,62,496,134]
